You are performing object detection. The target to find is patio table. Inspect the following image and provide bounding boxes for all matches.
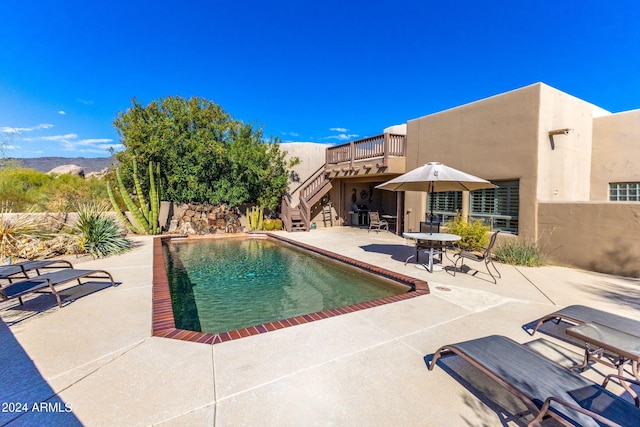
[566,321,640,404]
[402,232,460,273]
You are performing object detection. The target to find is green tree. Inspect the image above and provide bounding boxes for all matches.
[113,96,297,210]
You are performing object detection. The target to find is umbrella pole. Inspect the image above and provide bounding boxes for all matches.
[429,182,435,234]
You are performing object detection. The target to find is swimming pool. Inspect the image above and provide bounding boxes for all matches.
[153,235,429,343]
[163,236,411,334]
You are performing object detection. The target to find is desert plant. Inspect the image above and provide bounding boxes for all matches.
[273,218,283,230]
[246,206,264,230]
[0,209,45,260]
[0,166,109,212]
[263,219,275,231]
[43,174,109,213]
[495,240,545,266]
[444,215,490,251]
[107,159,161,234]
[74,203,131,258]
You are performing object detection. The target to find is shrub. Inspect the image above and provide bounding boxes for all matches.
[494,240,545,266]
[0,166,109,212]
[0,209,45,260]
[273,219,283,230]
[43,174,109,212]
[74,203,131,258]
[443,215,489,251]
[0,167,51,211]
[263,219,275,231]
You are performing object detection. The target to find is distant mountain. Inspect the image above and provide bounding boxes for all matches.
[8,156,117,173]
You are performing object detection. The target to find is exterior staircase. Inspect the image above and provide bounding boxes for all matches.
[280,131,407,232]
[281,166,332,231]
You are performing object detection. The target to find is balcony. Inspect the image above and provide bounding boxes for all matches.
[325,133,407,177]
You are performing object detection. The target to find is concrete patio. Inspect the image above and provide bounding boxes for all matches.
[1,227,639,426]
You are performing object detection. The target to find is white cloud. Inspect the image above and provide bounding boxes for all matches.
[329,127,348,132]
[326,133,359,141]
[76,98,94,105]
[58,110,66,115]
[282,131,300,137]
[39,133,79,141]
[57,136,119,154]
[0,123,54,134]
[8,126,119,155]
[78,138,113,145]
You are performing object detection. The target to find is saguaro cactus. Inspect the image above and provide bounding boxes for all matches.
[107,159,162,234]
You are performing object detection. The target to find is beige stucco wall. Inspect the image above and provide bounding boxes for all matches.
[538,202,640,277]
[281,142,330,189]
[536,85,596,202]
[591,109,640,200]
[404,83,543,240]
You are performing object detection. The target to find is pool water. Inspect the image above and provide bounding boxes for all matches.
[163,237,409,334]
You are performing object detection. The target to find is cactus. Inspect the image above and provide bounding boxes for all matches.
[245,206,264,231]
[107,159,162,235]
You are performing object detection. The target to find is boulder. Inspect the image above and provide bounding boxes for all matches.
[48,164,85,177]
[85,168,109,179]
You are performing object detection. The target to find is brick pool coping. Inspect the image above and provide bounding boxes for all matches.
[152,233,430,345]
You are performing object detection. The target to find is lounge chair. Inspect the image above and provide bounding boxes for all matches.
[0,269,115,308]
[368,212,389,233]
[452,230,501,283]
[429,335,640,426]
[0,259,73,283]
[531,305,640,336]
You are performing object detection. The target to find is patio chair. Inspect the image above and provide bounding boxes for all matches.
[452,231,501,283]
[0,269,115,308]
[429,335,640,427]
[0,259,74,283]
[530,305,640,337]
[368,212,389,233]
[418,221,447,263]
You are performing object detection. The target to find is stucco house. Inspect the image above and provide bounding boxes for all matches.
[281,83,640,277]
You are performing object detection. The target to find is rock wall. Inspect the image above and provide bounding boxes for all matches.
[168,203,243,235]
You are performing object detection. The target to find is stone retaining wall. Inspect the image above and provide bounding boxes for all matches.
[2,203,247,237]
[167,203,244,235]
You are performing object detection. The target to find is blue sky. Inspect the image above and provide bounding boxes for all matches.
[1,1,639,158]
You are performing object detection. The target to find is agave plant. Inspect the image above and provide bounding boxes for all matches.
[74,203,132,258]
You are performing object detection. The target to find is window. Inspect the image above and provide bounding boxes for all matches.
[427,191,462,223]
[470,180,519,234]
[610,182,640,201]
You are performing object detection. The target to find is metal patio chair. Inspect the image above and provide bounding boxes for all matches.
[453,230,501,283]
[368,212,389,233]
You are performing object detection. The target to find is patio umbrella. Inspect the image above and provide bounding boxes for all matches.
[376,162,497,233]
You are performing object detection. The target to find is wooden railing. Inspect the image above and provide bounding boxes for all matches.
[280,195,293,231]
[326,133,406,166]
[281,166,332,231]
[300,169,331,202]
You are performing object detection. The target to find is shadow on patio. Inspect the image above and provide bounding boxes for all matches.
[0,320,81,426]
[359,243,415,263]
